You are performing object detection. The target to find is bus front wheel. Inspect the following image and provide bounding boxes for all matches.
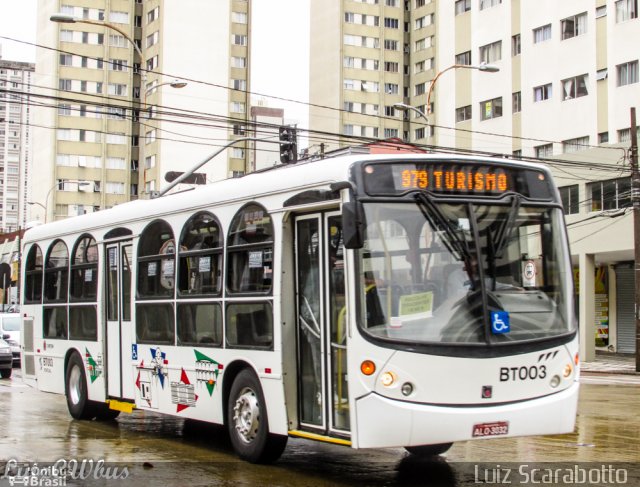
[65,352,96,420]
[405,442,453,456]
[227,369,287,463]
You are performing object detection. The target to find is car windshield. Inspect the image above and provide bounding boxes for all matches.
[2,317,20,331]
[357,200,574,345]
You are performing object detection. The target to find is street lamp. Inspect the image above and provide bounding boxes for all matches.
[28,181,90,223]
[143,79,188,118]
[394,62,499,140]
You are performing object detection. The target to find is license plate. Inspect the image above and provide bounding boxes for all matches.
[472,421,509,438]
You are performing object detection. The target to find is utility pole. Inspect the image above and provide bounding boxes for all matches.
[631,107,640,372]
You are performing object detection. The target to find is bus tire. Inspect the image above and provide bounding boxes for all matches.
[65,352,96,420]
[227,369,287,463]
[405,442,453,456]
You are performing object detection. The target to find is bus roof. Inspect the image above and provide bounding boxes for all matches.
[23,153,552,244]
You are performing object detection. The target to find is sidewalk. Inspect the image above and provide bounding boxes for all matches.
[580,352,638,375]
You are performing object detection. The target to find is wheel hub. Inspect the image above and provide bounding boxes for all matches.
[69,365,82,405]
[232,387,260,444]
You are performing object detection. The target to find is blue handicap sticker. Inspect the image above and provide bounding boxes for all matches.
[132,344,138,360]
[491,311,510,334]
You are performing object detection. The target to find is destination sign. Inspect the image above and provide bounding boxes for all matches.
[362,161,552,199]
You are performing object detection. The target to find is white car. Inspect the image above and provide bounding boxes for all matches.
[0,313,21,366]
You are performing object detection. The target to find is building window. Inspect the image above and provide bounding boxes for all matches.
[384,39,398,51]
[59,54,73,66]
[617,60,639,87]
[562,136,590,153]
[589,177,631,211]
[561,12,588,40]
[232,12,248,23]
[384,61,399,72]
[598,132,609,144]
[232,34,247,46]
[512,91,521,113]
[533,83,552,102]
[618,127,640,142]
[414,127,426,139]
[455,0,471,14]
[479,0,501,10]
[415,82,426,96]
[559,185,579,215]
[479,40,502,63]
[384,128,399,138]
[384,17,399,28]
[231,56,247,68]
[535,143,553,158]
[596,68,608,81]
[511,34,521,56]
[147,6,159,23]
[109,11,129,24]
[533,24,552,43]
[596,5,607,18]
[615,0,637,22]
[455,50,471,65]
[384,83,399,94]
[455,105,472,122]
[414,14,433,29]
[146,31,159,48]
[232,79,246,90]
[562,74,588,100]
[479,97,502,121]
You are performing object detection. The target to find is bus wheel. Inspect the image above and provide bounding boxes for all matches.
[227,369,287,463]
[405,443,453,456]
[65,353,96,420]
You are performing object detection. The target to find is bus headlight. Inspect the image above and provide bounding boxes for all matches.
[550,375,561,388]
[380,371,395,387]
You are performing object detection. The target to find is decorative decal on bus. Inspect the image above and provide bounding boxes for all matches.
[171,368,198,413]
[194,349,222,397]
[150,347,169,388]
[84,348,102,383]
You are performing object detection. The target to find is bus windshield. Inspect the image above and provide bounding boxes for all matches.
[357,199,575,346]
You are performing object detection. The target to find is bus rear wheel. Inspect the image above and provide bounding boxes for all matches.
[227,369,287,463]
[405,443,453,456]
[65,352,96,420]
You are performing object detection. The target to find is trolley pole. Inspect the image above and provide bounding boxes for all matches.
[630,108,640,372]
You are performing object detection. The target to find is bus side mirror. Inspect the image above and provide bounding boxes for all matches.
[342,201,364,249]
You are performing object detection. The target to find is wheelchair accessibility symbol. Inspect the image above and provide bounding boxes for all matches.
[491,311,510,334]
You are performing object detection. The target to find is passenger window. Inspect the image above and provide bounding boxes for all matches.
[178,212,222,296]
[136,303,175,345]
[226,204,274,294]
[177,303,222,347]
[70,235,98,301]
[24,245,43,304]
[137,220,175,298]
[43,307,68,339]
[226,302,273,349]
[69,306,98,341]
[44,240,69,303]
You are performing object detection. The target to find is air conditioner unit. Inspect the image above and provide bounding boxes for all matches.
[77,157,86,167]
[78,181,91,192]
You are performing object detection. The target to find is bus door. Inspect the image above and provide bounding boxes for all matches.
[105,241,133,400]
[295,212,349,434]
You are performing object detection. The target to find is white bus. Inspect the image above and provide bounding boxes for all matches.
[20,153,579,463]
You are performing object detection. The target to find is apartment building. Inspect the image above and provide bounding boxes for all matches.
[0,58,33,232]
[309,0,640,356]
[250,105,284,171]
[32,0,251,222]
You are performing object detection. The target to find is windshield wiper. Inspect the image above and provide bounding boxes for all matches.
[492,194,521,259]
[414,193,473,264]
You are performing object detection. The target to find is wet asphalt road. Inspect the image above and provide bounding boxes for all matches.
[0,371,639,486]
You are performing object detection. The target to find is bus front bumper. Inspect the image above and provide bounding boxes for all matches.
[354,382,579,449]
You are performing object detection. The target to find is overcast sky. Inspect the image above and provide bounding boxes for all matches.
[0,0,310,133]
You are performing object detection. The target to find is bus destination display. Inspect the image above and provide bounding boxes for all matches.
[362,161,552,199]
